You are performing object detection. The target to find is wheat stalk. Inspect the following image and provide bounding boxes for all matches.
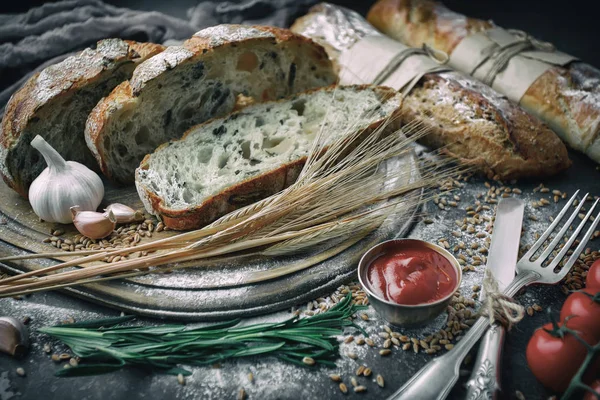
[0,97,460,297]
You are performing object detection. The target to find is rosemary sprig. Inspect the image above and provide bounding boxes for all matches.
[39,294,367,377]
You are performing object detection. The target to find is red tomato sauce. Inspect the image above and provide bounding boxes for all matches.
[366,244,457,305]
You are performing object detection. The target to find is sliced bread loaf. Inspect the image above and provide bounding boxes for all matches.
[86,25,338,184]
[0,39,165,198]
[135,85,402,230]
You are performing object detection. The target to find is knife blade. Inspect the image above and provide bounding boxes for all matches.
[481,197,525,299]
[466,197,524,399]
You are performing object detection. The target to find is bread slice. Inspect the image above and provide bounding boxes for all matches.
[0,39,165,198]
[135,85,402,230]
[86,25,338,184]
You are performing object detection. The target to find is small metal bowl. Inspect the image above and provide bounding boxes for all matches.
[358,238,462,327]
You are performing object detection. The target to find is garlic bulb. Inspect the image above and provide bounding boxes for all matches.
[29,135,104,224]
[104,203,144,224]
[71,206,116,239]
[0,317,29,358]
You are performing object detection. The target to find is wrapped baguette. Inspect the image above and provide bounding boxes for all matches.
[367,0,600,163]
[291,3,570,180]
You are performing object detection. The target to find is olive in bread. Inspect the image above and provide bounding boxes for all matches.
[135,85,402,230]
[86,25,338,184]
[0,39,165,198]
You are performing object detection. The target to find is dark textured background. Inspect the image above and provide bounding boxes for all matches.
[1,0,599,96]
[1,0,600,66]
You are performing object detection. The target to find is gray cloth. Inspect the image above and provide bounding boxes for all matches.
[0,0,317,110]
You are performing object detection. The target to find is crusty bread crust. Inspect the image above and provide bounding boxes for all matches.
[521,63,600,162]
[84,81,137,179]
[291,3,570,180]
[404,73,570,180]
[0,39,164,197]
[367,0,491,55]
[367,0,600,162]
[135,85,401,230]
[138,156,305,230]
[86,25,336,183]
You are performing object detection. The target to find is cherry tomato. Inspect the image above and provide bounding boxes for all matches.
[583,379,600,400]
[526,320,598,393]
[560,289,600,338]
[587,260,600,291]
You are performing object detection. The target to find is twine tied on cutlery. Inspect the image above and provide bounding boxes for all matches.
[471,29,555,87]
[478,269,525,330]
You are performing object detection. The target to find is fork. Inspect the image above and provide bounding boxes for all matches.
[388,190,600,400]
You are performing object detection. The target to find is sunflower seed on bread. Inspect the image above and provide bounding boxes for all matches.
[0,39,165,198]
[86,24,338,184]
[135,85,402,230]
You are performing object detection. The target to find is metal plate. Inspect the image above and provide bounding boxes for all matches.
[0,152,420,320]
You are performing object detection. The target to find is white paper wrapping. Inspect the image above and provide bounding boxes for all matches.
[338,35,451,95]
[449,27,577,103]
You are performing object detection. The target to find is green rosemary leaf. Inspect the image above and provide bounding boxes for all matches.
[230,342,287,357]
[225,321,292,335]
[260,332,335,350]
[180,319,242,332]
[38,327,106,338]
[280,327,343,336]
[103,325,186,335]
[40,293,364,377]
[276,354,308,367]
[162,367,192,376]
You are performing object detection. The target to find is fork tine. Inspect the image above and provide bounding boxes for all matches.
[522,190,581,261]
[557,208,600,278]
[546,199,599,275]
[535,193,589,262]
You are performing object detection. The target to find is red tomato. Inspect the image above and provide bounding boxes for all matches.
[560,289,600,338]
[583,379,600,400]
[587,260,600,291]
[526,320,598,393]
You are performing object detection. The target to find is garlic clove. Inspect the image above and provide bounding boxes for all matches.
[0,317,29,358]
[104,203,145,224]
[29,135,104,224]
[71,206,116,239]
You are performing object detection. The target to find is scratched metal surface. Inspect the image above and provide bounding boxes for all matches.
[1,149,598,400]
[0,153,420,320]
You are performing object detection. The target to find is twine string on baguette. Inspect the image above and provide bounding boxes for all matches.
[472,29,556,87]
[372,43,449,97]
[478,268,525,330]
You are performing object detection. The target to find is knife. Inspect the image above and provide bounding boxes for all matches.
[465,197,524,400]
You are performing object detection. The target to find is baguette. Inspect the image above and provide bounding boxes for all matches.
[0,39,165,198]
[136,85,402,230]
[291,3,570,180]
[367,0,600,162]
[86,25,337,184]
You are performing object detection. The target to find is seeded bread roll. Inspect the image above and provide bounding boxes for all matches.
[0,39,165,198]
[86,25,337,184]
[367,0,600,163]
[291,3,570,180]
[136,85,402,230]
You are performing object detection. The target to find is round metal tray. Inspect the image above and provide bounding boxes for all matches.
[0,153,420,320]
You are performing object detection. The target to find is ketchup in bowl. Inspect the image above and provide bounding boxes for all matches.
[366,243,457,305]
